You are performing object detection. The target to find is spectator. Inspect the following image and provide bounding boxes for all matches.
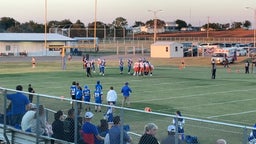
[161,125,183,144]
[81,112,104,144]
[31,105,52,136]
[28,84,35,103]
[51,110,65,141]
[21,103,37,132]
[63,108,75,142]
[109,116,132,144]
[173,110,185,140]
[97,119,109,139]
[83,85,91,111]
[7,85,30,126]
[106,86,117,106]
[138,123,159,144]
[121,82,132,107]
[216,139,227,144]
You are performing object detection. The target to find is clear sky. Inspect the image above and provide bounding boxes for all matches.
[0,0,255,27]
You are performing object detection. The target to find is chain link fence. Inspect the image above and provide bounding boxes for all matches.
[0,87,255,144]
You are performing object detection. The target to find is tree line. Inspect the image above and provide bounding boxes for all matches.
[0,16,252,38]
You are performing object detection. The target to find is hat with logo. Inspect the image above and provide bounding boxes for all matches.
[84,112,94,119]
[167,125,176,132]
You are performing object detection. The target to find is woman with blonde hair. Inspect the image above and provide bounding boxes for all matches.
[138,123,159,144]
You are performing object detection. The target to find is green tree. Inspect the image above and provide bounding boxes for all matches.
[0,17,16,32]
[87,21,109,38]
[243,20,251,29]
[175,19,187,30]
[132,21,145,27]
[145,19,165,28]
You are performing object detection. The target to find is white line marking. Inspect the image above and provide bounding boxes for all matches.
[207,110,256,119]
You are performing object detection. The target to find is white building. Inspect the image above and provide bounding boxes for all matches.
[0,33,75,56]
[150,41,184,58]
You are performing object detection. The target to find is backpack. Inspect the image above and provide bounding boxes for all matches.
[185,135,199,144]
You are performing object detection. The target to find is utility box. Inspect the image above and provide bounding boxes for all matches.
[150,41,183,58]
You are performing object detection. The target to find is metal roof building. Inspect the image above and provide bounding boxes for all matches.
[0,33,75,56]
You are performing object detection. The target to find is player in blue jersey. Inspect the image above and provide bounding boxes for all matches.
[127,58,133,75]
[95,80,103,97]
[76,85,83,110]
[94,88,102,112]
[119,58,124,74]
[99,59,106,76]
[70,81,77,108]
[121,82,132,107]
[83,85,91,111]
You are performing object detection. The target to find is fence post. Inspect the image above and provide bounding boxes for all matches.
[36,93,40,144]
[243,127,248,144]
[3,89,10,144]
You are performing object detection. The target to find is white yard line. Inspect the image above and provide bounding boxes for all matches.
[133,88,256,103]
[207,110,256,119]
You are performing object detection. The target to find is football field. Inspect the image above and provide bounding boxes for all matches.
[0,55,256,143]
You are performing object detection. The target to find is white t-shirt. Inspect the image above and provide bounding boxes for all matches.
[21,110,36,131]
[106,90,117,102]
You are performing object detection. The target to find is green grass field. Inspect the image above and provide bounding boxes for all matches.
[0,55,256,143]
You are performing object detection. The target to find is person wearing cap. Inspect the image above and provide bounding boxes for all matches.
[121,82,132,107]
[21,103,37,132]
[216,139,227,144]
[81,112,104,144]
[138,123,159,144]
[83,85,91,111]
[108,116,132,144]
[161,125,183,144]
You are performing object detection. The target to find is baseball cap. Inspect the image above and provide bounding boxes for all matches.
[125,82,129,85]
[167,125,176,132]
[84,112,94,118]
[30,103,37,109]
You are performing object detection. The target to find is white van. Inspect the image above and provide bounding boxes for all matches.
[211,48,236,64]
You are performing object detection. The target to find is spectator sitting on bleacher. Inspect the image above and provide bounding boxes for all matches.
[81,112,104,144]
[7,85,30,127]
[31,105,52,136]
[21,103,37,132]
[138,123,159,144]
[51,110,65,141]
[97,119,109,144]
[108,116,132,144]
[161,125,183,144]
[63,108,75,142]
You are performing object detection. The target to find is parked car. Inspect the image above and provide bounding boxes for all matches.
[236,48,247,56]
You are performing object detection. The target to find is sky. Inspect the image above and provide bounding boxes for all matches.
[0,0,255,27]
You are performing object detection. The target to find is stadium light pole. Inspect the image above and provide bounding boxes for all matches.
[148,9,163,43]
[44,0,48,52]
[94,0,98,52]
[246,7,256,57]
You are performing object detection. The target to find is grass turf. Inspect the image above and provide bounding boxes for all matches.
[0,55,255,143]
